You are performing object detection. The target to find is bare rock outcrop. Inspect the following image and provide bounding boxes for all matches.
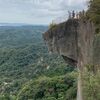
[43,18,100,100]
[43,19,95,69]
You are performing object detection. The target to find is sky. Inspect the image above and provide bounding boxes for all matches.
[0,0,89,25]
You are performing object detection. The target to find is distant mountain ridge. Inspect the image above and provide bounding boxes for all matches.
[0,23,33,26]
[0,23,48,27]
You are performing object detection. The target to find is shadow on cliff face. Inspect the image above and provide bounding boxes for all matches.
[62,55,77,67]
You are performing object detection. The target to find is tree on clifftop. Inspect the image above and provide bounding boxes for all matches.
[87,0,100,33]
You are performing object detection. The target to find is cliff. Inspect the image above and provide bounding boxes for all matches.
[93,34,100,65]
[43,18,100,100]
[43,19,95,69]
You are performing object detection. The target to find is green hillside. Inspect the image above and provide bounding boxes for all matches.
[0,26,77,100]
[17,73,77,100]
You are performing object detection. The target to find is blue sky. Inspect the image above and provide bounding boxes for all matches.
[0,0,88,25]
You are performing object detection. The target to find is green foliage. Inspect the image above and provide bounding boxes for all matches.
[0,26,76,99]
[83,65,100,100]
[0,94,16,100]
[17,72,77,100]
[87,0,100,33]
[49,23,57,29]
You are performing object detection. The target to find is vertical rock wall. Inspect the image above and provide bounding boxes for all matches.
[43,19,95,100]
[93,34,100,65]
[43,19,95,68]
[77,20,94,70]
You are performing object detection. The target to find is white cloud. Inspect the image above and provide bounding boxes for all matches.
[0,0,89,25]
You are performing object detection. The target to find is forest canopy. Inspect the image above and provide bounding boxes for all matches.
[87,0,100,33]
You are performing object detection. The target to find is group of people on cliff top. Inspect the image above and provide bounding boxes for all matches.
[68,10,86,19]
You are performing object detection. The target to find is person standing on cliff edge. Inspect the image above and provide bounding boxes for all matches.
[72,10,75,19]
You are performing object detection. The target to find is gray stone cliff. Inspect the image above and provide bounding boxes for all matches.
[43,18,99,100]
[43,19,95,69]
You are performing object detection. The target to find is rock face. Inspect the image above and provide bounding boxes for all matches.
[93,34,100,65]
[43,18,100,100]
[43,19,78,66]
[43,19,95,69]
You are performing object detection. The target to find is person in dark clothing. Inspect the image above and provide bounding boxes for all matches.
[72,10,75,18]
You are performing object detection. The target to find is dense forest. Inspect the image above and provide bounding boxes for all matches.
[0,26,77,100]
[0,0,100,100]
